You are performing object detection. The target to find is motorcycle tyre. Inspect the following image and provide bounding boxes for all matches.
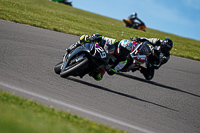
[54,61,63,74]
[60,58,89,78]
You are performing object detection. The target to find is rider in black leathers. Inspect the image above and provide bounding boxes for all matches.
[131,37,173,80]
[128,12,145,29]
[67,34,133,81]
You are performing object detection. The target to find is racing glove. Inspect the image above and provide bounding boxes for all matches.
[80,34,90,44]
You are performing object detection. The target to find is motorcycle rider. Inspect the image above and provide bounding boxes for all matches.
[131,37,173,80]
[66,34,133,81]
[128,12,145,29]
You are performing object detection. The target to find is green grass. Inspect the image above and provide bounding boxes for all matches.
[0,0,200,60]
[0,90,126,133]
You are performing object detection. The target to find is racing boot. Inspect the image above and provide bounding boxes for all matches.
[89,68,105,81]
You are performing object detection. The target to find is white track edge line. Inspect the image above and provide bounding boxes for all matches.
[0,81,155,133]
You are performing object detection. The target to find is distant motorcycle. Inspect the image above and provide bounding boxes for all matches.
[123,18,146,31]
[120,41,152,72]
[54,42,115,79]
[53,0,72,6]
[61,0,72,6]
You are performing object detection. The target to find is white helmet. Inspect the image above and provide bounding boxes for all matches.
[132,12,137,17]
[118,39,133,56]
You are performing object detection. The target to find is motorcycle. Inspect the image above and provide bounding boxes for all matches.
[120,41,152,72]
[53,0,72,6]
[61,0,72,6]
[54,42,115,79]
[123,18,146,31]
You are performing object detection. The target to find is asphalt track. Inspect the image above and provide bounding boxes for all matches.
[0,19,200,133]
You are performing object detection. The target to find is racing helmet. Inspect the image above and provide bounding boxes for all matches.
[161,38,173,54]
[118,39,133,56]
[132,12,137,17]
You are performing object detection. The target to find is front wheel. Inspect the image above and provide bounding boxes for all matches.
[60,58,89,78]
[54,61,63,74]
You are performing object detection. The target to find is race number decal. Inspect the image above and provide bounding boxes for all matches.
[96,47,106,58]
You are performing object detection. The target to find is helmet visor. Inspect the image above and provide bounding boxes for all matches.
[119,46,131,56]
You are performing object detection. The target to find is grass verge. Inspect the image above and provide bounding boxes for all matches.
[0,89,126,133]
[0,0,200,60]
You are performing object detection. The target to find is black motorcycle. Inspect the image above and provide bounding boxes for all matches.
[54,42,115,78]
[52,0,72,6]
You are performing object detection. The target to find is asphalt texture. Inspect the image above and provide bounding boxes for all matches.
[0,19,200,133]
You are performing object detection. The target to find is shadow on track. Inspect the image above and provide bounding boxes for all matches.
[67,77,177,112]
[117,72,200,98]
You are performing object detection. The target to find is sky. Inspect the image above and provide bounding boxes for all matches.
[71,0,200,41]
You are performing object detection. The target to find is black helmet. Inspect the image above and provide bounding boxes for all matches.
[161,38,173,54]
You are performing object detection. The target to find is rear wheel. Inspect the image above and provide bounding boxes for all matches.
[60,58,89,78]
